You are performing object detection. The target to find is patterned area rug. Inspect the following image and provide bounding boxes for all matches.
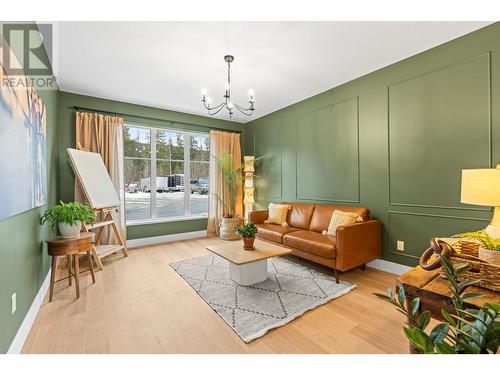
[170,254,356,343]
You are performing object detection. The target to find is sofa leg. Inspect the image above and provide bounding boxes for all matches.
[360,264,366,271]
[334,269,340,284]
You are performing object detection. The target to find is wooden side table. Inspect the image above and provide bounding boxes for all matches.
[397,265,500,353]
[47,232,96,301]
[397,266,500,319]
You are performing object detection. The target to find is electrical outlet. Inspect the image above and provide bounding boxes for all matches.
[397,240,405,252]
[11,293,16,315]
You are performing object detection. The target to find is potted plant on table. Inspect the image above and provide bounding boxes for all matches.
[41,201,96,238]
[235,223,258,250]
[457,230,500,265]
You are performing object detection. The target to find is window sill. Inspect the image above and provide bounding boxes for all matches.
[126,214,208,227]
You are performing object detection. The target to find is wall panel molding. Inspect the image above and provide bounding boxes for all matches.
[387,210,489,259]
[254,120,283,200]
[387,52,492,211]
[295,96,360,203]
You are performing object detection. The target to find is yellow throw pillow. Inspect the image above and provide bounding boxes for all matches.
[265,203,291,227]
[322,210,363,236]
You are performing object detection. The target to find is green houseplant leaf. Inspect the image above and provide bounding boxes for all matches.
[429,323,449,344]
[418,311,431,330]
[409,298,420,318]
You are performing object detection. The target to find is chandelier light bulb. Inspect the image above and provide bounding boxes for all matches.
[248,89,255,97]
[206,97,212,104]
[227,101,234,109]
[201,88,207,96]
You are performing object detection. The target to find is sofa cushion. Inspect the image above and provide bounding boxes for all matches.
[283,202,315,229]
[323,210,360,236]
[256,223,300,243]
[309,204,370,233]
[283,230,336,259]
[266,203,291,226]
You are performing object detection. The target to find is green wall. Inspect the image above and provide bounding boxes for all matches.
[0,25,59,353]
[57,91,245,240]
[3,21,498,352]
[246,23,500,267]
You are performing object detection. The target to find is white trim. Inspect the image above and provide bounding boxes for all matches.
[126,214,208,226]
[124,122,209,137]
[150,128,158,219]
[367,258,412,275]
[7,269,51,354]
[126,230,207,248]
[183,133,191,216]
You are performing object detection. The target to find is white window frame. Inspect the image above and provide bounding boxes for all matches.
[124,123,210,225]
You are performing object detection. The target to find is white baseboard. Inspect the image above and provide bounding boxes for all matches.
[367,258,412,275]
[126,230,207,248]
[7,268,51,354]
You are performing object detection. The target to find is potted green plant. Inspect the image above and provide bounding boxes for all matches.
[457,230,500,265]
[375,255,500,354]
[41,201,96,238]
[235,223,258,250]
[213,151,262,241]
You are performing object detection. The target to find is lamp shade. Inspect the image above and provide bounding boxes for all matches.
[461,169,500,206]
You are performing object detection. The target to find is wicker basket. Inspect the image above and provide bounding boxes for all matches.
[439,240,500,292]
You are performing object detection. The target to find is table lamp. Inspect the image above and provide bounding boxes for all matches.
[461,166,500,238]
[243,156,255,222]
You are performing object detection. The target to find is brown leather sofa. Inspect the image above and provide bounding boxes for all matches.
[248,202,381,282]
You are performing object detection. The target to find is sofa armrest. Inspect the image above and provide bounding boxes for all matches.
[335,220,382,272]
[248,210,269,224]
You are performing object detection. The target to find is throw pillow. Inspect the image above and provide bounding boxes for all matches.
[265,203,291,227]
[322,210,363,236]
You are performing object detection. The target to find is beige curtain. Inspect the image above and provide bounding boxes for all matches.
[207,130,242,235]
[75,111,125,241]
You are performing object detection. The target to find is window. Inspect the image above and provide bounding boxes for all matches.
[124,125,210,223]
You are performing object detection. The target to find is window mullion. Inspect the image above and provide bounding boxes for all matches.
[184,133,190,216]
[151,128,157,219]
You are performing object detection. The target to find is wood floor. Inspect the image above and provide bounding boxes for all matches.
[22,236,409,353]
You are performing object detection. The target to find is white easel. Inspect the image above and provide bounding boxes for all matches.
[67,148,128,270]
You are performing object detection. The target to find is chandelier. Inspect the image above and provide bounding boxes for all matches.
[201,55,255,118]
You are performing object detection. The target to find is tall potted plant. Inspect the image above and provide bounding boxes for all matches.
[214,152,262,240]
[214,151,243,240]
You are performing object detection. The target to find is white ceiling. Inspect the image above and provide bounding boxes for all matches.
[54,22,491,123]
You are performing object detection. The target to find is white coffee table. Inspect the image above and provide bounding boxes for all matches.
[207,239,292,286]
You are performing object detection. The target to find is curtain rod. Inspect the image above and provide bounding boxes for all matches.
[69,106,242,133]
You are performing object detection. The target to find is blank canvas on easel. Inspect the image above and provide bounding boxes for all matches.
[67,148,120,209]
